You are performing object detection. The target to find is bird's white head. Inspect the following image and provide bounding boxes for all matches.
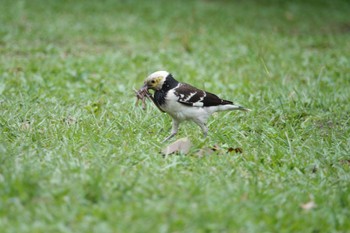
[143,70,170,91]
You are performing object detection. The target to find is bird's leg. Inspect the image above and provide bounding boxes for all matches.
[193,120,208,138]
[162,119,179,143]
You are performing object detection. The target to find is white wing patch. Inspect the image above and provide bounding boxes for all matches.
[183,92,197,102]
[193,102,204,107]
[199,91,206,102]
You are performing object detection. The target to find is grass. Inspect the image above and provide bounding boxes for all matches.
[1,0,350,232]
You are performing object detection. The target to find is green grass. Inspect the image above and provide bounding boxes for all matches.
[1,0,350,232]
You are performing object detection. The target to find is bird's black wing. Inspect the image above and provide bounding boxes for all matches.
[174,83,233,107]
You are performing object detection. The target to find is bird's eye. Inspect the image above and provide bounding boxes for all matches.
[151,80,156,84]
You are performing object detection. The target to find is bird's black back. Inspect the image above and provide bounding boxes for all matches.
[174,83,233,107]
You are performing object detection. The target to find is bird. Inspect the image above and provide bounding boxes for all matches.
[141,70,250,142]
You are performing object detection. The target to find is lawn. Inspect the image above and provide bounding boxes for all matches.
[1,0,350,232]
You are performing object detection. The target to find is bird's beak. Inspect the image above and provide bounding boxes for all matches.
[141,82,148,91]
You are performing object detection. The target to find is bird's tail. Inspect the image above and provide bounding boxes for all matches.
[215,104,251,112]
[237,105,251,112]
[222,100,251,112]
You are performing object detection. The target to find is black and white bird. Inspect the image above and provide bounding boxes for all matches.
[141,70,250,142]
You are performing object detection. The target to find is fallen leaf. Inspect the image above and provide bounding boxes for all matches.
[162,137,192,156]
[300,200,317,211]
[195,145,221,157]
[227,147,243,153]
[195,148,215,158]
[211,144,220,151]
